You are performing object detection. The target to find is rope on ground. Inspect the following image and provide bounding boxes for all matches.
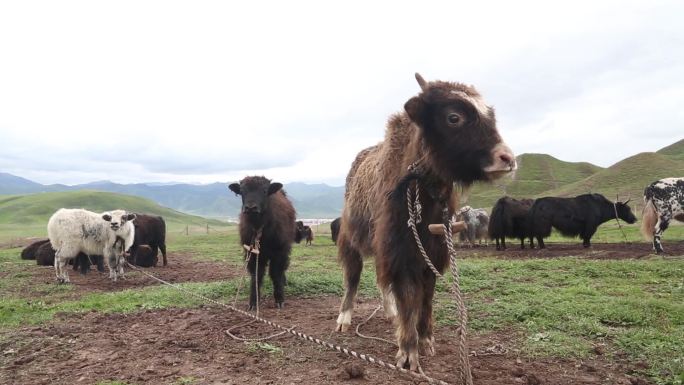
[355,305,397,346]
[123,261,452,385]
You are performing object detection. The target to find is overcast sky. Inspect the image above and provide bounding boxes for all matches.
[1,1,682,187]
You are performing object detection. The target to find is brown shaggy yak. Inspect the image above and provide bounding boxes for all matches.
[335,73,516,371]
[229,176,297,310]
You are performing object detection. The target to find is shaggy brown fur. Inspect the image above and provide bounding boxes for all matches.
[229,176,297,310]
[304,226,314,246]
[335,73,515,371]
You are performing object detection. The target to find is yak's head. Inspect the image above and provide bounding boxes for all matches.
[404,73,516,184]
[102,210,136,232]
[229,176,283,221]
[615,199,637,224]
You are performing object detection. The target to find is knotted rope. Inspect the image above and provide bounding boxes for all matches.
[407,183,473,385]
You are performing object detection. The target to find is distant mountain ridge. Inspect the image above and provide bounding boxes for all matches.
[0,174,344,219]
[2,138,683,218]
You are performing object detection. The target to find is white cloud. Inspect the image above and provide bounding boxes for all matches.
[1,0,682,186]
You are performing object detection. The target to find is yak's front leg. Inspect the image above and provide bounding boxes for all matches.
[247,253,268,311]
[269,254,289,309]
[336,239,363,332]
[418,272,436,357]
[395,282,423,372]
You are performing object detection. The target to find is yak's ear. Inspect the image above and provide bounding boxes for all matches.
[228,183,241,195]
[102,213,112,222]
[404,96,426,126]
[268,182,283,195]
[126,213,136,221]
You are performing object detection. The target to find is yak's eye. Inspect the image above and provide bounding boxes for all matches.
[447,113,462,125]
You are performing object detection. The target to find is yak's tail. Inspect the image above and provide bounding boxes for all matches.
[641,198,658,241]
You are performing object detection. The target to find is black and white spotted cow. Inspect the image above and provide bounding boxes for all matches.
[642,177,684,253]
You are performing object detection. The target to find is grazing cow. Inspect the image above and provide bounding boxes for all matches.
[303,225,314,246]
[294,220,305,244]
[229,176,296,310]
[21,239,50,260]
[642,177,684,253]
[330,217,341,244]
[335,73,516,371]
[528,193,637,249]
[129,214,167,266]
[455,206,489,247]
[488,197,535,250]
[47,208,136,283]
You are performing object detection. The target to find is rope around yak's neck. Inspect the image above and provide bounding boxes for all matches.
[407,183,473,385]
[612,203,629,243]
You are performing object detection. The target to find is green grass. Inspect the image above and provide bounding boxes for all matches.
[1,228,683,384]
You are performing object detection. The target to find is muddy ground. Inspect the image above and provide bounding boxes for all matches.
[456,240,684,260]
[1,242,674,385]
[0,297,652,385]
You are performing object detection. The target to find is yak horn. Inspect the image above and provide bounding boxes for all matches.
[415,73,428,91]
[428,221,467,235]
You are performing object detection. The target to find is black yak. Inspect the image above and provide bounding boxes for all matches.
[330,217,341,244]
[130,214,167,266]
[229,176,296,310]
[21,239,49,260]
[528,193,636,249]
[488,197,535,250]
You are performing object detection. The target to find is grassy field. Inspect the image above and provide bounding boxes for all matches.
[1,222,683,384]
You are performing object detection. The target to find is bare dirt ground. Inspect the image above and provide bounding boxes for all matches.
[0,297,651,385]
[456,240,684,260]
[2,250,239,300]
[0,241,666,385]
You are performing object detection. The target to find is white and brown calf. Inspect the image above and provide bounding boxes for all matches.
[642,177,684,253]
[47,208,136,283]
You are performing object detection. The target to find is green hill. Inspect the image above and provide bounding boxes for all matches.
[465,153,603,208]
[541,151,684,206]
[656,138,684,161]
[0,190,228,238]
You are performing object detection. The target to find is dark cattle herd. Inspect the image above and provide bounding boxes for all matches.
[13,73,682,375]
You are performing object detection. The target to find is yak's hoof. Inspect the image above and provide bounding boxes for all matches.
[247,304,256,311]
[396,348,421,372]
[276,302,284,309]
[336,310,352,332]
[419,336,436,357]
[335,323,350,332]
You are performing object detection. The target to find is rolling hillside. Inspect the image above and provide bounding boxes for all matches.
[466,138,684,210]
[465,153,603,208]
[0,190,227,229]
